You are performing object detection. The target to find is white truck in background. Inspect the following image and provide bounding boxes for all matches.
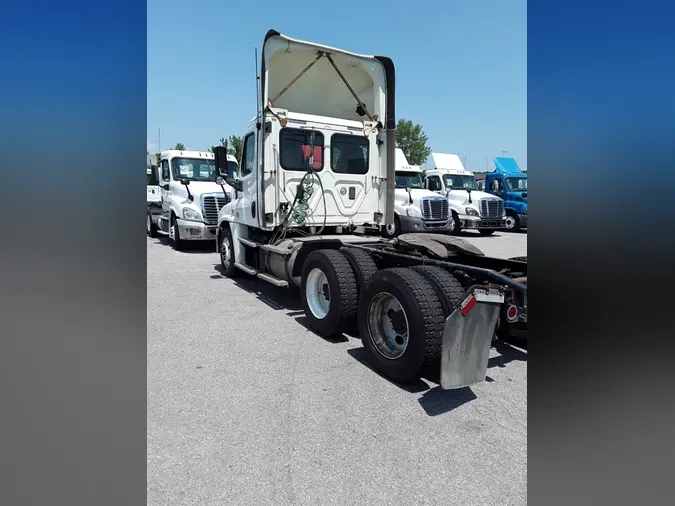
[147,154,161,207]
[146,149,237,250]
[424,152,506,236]
[382,148,452,237]
[212,29,527,390]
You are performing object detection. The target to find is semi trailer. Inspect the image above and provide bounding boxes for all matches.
[213,30,527,389]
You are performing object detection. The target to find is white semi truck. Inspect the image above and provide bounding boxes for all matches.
[146,149,237,250]
[424,152,506,236]
[382,148,453,237]
[147,155,161,207]
[213,30,527,389]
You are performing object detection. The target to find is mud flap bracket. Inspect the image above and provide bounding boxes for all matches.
[440,285,505,390]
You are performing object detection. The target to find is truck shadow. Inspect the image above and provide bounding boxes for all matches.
[150,236,218,254]
[210,263,525,415]
[488,340,528,369]
[211,264,352,343]
[212,264,302,311]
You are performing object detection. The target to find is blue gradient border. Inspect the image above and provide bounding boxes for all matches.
[2,2,147,506]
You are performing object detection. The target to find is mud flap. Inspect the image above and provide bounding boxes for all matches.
[440,285,505,389]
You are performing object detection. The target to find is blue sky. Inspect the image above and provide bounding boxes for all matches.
[147,0,526,171]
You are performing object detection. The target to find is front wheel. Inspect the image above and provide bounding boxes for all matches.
[505,212,520,232]
[218,227,238,277]
[170,215,185,250]
[146,212,158,238]
[448,212,461,235]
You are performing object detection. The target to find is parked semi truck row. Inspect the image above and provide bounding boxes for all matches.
[206,29,526,390]
[475,157,527,232]
[146,150,239,249]
[424,152,507,236]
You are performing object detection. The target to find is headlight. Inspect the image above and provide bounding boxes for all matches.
[406,207,421,217]
[465,207,480,216]
[182,208,202,221]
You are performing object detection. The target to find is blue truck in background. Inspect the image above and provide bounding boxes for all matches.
[476,157,527,232]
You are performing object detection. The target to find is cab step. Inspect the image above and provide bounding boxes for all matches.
[257,272,289,287]
[239,237,261,248]
[234,263,258,275]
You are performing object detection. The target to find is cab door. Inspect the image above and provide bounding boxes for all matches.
[232,132,259,227]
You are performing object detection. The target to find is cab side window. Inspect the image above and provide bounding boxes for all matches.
[161,160,170,182]
[240,134,256,177]
[427,176,442,191]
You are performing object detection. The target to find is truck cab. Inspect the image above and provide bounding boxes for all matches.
[385,148,452,237]
[483,157,527,232]
[146,149,237,249]
[424,153,506,236]
[147,155,161,206]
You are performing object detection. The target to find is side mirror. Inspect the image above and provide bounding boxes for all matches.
[215,176,226,186]
[180,178,190,186]
[213,146,229,177]
[229,179,243,192]
[162,183,170,190]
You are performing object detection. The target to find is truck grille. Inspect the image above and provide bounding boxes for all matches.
[421,198,449,220]
[202,195,228,225]
[480,199,504,219]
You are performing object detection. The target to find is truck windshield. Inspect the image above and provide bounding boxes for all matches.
[443,174,477,190]
[171,158,218,181]
[506,177,527,191]
[395,171,424,189]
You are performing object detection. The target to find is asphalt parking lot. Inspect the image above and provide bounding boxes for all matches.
[148,230,527,505]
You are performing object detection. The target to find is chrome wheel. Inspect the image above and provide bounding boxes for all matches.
[385,223,396,236]
[146,214,151,233]
[220,235,231,268]
[367,292,409,360]
[169,222,176,240]
[505,215,516,230]
[305,268,331,319]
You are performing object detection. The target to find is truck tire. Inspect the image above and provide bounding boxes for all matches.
[146,212,158,238]
[505,211,520,232]
[340,247,379,333]
[358,268,446,383]
[410,265,465,317]
[382,216,401,238]
[301,249,358,338]
[340,247,378,296]
[449,211,461,235]
[479,229,495,236]
[170,215,185,251]
[218,226,239,277]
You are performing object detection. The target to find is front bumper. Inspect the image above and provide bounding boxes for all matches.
[460,215,506,230]
[176,219,217,240]
[518,214,528,228]
[399,215,452,233]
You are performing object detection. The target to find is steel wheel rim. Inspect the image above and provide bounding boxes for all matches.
[169,222,175,240]
[147,214,151,232]
[367,292,409,359]
[220,236,231,267]
[449,215,455,230]
[385,223,396,236]
[505,216,515,230]
[305,268,331,319]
